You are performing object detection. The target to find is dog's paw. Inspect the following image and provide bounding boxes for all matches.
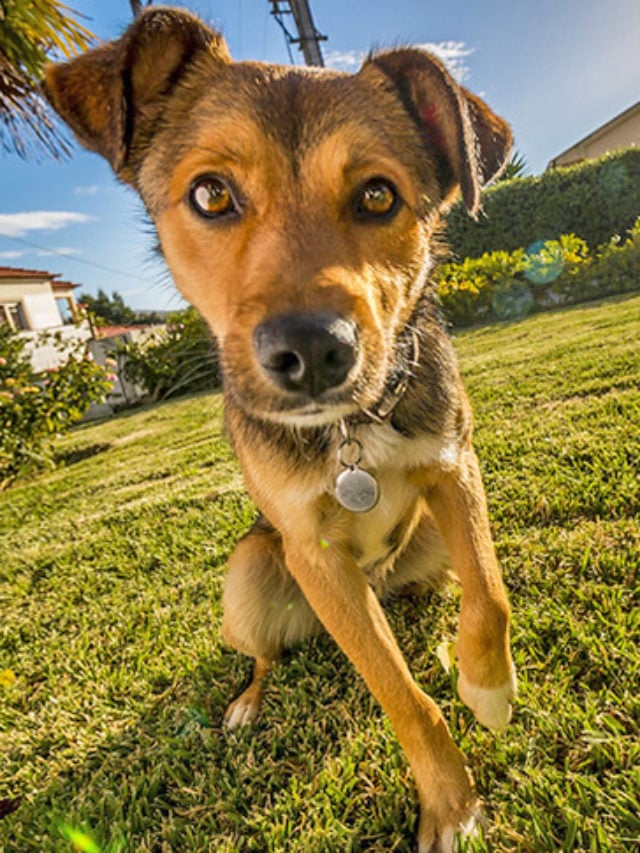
[457,668,516,730]
[223,690,262,729]
[418,803,481,852]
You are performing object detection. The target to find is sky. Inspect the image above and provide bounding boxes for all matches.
[1,0,639,311]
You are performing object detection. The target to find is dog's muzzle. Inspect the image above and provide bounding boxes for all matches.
[253,313,358,398]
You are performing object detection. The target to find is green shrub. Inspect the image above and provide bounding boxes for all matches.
[566,218,640,302]
[0,327,114,487]
[445,147,640,260]
[117,308,220,401]
[436,221,640,326]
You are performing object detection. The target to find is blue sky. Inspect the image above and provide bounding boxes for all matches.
[1,0,639,311]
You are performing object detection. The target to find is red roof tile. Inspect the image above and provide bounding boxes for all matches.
[51,279,80,290]
[95,325,147,339]
[0,265,59,280]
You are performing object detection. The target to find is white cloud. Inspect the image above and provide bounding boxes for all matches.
[325,41,473,83]
[325,49,364,72]
[36,247,83,257]
[0,211,94,238]
[0,250,26,259]
[415,41,474,83]
[74,185,100,196]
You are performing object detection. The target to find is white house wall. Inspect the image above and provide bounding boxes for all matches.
[0,280,51,301]
[21,324,92,372]
[21,292,62,330]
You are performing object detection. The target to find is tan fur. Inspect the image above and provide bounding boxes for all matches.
[45,8,516,850]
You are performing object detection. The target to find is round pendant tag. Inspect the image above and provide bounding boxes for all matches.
[335,467,379,513]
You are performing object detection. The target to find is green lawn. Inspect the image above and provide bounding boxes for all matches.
[1,295,639,852]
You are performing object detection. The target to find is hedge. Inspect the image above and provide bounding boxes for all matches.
[436,219,640,327]
[445,147,640,261]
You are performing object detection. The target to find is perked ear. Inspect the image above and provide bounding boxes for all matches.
[365,49,512,215]
[44,7,230,184]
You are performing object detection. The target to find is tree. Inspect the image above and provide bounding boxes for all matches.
[0,0,94,158]
[117,308,221,401]
[497,150,531,182]
[79,290,138,327]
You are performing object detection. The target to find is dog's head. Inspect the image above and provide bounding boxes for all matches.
[46,7,511,426]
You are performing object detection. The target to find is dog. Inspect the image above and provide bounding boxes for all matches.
[46,7,516,850]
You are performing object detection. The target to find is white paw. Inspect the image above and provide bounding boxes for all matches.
[224,694,260,729]
[418,806,480,852]
[457,668,517,730]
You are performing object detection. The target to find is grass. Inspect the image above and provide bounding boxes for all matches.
[1,294,639,852]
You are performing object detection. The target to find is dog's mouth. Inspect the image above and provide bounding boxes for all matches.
[224,352,382,429]
[254,398,360,428]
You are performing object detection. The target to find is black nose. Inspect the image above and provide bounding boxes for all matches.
[253,313,358,397]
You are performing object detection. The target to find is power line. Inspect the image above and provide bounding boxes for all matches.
[0,233,158,284]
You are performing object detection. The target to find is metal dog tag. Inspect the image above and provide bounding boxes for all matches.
[335,466,379,513]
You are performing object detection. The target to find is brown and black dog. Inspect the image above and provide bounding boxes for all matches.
[46,7,516,850]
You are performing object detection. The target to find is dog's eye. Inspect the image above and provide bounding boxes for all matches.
[189,176,237,218]
[354,179,400,221]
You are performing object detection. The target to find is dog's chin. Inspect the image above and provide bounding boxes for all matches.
[252,401,358,429]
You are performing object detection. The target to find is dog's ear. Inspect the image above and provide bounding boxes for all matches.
[44,7,230,183]
[364,49,512,214]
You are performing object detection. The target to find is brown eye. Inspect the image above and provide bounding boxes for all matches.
[189,176,237,219]
[355,179,400,221]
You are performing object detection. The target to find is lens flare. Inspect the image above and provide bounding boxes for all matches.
[491,281,534,320]
[524,240,564,285]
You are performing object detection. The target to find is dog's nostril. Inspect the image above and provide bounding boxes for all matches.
[325,348,350,370]
[270,350,303,379]
[254,314,358,397]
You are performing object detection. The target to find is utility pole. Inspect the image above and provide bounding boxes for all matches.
[269,1,327,67]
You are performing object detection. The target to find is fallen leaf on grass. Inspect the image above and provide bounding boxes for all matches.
[436,640,457,673]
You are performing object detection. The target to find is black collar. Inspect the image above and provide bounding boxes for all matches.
[348,325,420,426]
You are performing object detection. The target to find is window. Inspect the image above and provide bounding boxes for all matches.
[0,303,27,331]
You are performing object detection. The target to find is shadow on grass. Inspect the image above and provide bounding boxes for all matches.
[54,442,113,468]
[1,596,455,852]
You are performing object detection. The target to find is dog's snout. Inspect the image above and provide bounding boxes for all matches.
[253,314,358,397]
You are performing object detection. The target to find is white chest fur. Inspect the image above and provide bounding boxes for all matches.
[349,466,420,568]
[358,421,459,472]
[341,422,459,574]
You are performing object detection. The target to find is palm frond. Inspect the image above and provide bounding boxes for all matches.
[0,1,94,160]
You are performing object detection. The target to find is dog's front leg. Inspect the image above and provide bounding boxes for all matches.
[221,517,322,727]
[422,446,516,730]
[283,539,478,852]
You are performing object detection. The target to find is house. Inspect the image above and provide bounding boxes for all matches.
[0,265,92,372]
[0,265,81,331]
[548,101,640,169]
[0,265,158,414]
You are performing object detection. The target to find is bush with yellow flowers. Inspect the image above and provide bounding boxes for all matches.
[436,221,640,327]
[0,326,114,487]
